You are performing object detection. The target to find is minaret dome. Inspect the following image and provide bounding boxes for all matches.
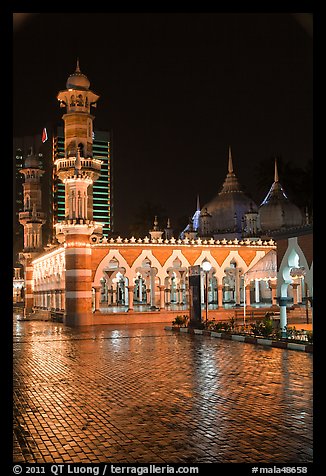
[66,58,90,90]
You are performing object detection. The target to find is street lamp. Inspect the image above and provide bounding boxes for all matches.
[202,259,212,325]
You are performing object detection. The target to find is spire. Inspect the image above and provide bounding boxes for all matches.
[196,194,200,211]
[75,57,80,73]
[219,146,242,194]
[274,158,279,183]
[228,145,234,174]
[153,216,159,231]
[164,218,173,240]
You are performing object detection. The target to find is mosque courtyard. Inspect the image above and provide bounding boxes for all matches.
[13,314,313,465]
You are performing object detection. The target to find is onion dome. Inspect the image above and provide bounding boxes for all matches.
[66,58,90,90]
[202,147,257,234]
[24,148,42,168]
[259,159,303,231]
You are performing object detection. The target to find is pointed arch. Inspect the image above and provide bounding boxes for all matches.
[93,249,132,286]
[278,237,312,297]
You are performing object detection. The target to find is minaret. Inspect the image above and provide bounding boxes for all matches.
[54,61,103,325]
[18,149,46,315]
[55,59,103,238]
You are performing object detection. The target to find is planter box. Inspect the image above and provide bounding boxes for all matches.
[257,338,273,346]
[272,341,288,349]
[244,336,257,344]
[287,342,306,351]
[194,329,203,335]
[180,327,189,333]
[211,332,222,338]
[220,333,232,339]
[231,335,245,342]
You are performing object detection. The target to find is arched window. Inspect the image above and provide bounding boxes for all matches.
[77,94,84,106]
[24,194,31,210]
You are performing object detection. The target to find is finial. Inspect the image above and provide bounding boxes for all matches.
[228,145,233,174]
[196,194,200,211]
[166,218,171,229]
[274,158,279,183]
[75,147,82,171]
[153,216,159,230]
[75,57,81,73]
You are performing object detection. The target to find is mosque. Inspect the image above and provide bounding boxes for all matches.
[15,62,313,331]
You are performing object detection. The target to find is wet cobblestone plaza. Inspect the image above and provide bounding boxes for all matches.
[13,316,313,464]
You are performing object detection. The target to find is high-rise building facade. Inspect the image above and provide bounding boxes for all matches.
[14,126,113,250]
[52,126,113,238]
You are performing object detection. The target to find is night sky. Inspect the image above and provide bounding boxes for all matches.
[13,13,313,236]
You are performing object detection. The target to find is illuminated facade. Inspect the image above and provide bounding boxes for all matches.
[17,62,313,329]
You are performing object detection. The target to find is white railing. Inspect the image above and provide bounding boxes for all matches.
[55,157,102,171]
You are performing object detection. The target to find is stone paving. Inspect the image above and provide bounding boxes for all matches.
[13,315,313,464]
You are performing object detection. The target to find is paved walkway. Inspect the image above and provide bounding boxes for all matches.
[13,315,313,464]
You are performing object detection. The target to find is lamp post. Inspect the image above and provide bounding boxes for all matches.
[202,259,212,326]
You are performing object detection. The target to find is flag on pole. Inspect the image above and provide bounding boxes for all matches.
[41,127,48,143]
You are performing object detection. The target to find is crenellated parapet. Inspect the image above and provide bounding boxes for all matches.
[92,235,276,247]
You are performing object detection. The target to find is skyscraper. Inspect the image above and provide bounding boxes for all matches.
[14,125,113,252]
[52,126,113,238]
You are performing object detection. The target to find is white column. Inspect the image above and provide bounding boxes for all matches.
[93,286,101,312]
[235,269,241,305]
[255,279,260,303]
[139,279,143,301]
[150,270,155,307]
[245,284,251,307]
[217,284,223,307]
[279,298,288,338]
[159,286,165,309]
[127,286,134,311]
[298,279,303,303]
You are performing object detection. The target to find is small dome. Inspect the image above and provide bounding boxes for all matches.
[258,160,304,231]
[259,182,303,231]
[66,59,90,90]
[25,151,41,168]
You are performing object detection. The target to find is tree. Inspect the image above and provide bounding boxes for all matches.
[128,201,167,238]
